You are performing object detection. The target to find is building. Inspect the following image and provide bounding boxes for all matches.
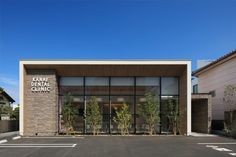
[192,60,213,93]
[0,88,15,120]
[0,88,15,107]
[193,50,236,129]
[19,60,193,136]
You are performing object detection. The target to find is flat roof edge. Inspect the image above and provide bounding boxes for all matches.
[20,60,191,65]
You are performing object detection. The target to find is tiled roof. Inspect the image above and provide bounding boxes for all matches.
[192,49,236,76]
[0,90,15,103]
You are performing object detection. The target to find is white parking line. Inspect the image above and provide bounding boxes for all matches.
[206,145,218,148]
[0,143,77,148]
[22,136,84,139]
[212,147,232,152]
[12,136,21,140]
[198,143,236,145]
[202,143,236,156]
[0,140,7,144]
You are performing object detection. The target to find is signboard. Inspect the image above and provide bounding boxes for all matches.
[31,77,51,92]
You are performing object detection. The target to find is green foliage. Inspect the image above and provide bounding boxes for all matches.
[113,103,132,135]
[85,96,102,135]
[61,93,77,135]
[138,92,160,135]
[11,105,19,120]
[166,99,180,135]
[223,85,236,132]
[0,104,12,115]
[231,127,236,139]
[0,104,12,120]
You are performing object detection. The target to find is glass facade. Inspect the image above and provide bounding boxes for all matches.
[59,76,179,134]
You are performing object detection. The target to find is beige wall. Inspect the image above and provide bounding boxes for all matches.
[198,57,236,120]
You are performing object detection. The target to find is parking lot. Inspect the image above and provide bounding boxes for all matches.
[0,136,235,157]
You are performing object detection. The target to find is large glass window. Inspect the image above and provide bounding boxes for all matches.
[85,77,109,95]
[161,77,179,95]
[136,77,160,95]
[110,77,134,95]
[59,76,179,135]
[60,77,84,95]
[135,77,160,133]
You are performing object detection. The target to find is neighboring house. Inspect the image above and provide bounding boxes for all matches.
[193,50,236,129]
[0,88,15,120]
[192,60,213,93]
[0,88,15,106]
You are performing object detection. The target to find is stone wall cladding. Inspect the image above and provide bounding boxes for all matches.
[24,69,58,136]
[192,100,208,133]
[179,68,187,135]
[192,94,212,133]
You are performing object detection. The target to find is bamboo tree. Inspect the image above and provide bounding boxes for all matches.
[166,98,180,135]
[85,96,102,135]
[113,103,132,135]
[61,93,77,135]
[138,92,160,135]
[223,85,236,133]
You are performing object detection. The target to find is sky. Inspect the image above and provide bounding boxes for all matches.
[0,0,236,105]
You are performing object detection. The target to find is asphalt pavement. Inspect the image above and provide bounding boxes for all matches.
[0,135,235,157]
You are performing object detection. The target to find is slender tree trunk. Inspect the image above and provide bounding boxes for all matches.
[93,125,96,135]
[230,111,233,130]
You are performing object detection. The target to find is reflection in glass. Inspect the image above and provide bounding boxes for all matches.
[111,77,134,95]
[161,77,179,95]
[136,77,160,95]
[85,77,109,95]
[60,77,84,95]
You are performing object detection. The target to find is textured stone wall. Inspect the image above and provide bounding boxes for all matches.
[24,69,58,136]
[179,68,187,135]
[192,94,212,133]
[192,100,208,133]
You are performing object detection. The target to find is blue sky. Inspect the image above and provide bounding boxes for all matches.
[0,0,236,104]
